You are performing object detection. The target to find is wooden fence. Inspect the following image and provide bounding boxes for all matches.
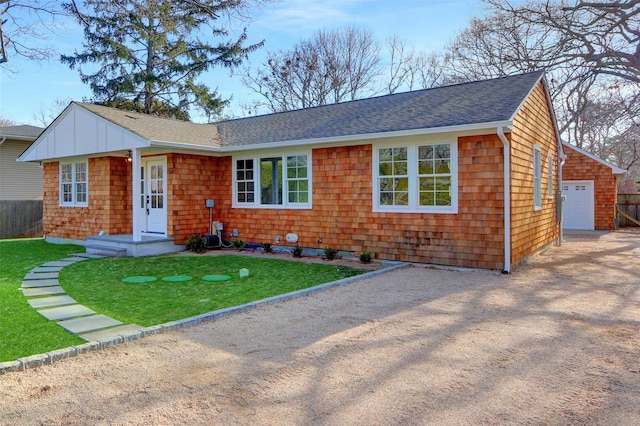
[617,194,640,227]
[0,200,43,239]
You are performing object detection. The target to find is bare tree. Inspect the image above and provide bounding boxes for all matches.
[0,0,69,65]
[385,35,448,93]
[32,97,72,127]
[484,0,640,84]
[243,25,382,112]
[440,0,640,186]
[0,117,17,126]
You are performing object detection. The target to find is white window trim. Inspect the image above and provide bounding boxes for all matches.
[59,160,88,207]
[533,145,542,210]
[547,152,553,199]
[232,150,312,209]
[373,141,458,214]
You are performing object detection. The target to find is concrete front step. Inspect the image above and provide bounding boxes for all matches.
[58,315,123,334]
[86,245,127,258]
[72,253,106,259]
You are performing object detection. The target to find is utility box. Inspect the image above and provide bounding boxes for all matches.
[205,234,220,249]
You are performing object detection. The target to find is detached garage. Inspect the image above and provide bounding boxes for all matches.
[562,142,626,230]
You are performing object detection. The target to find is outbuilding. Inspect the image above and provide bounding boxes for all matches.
[561,142,626,230]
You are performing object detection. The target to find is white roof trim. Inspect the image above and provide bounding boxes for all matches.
[509,72,544,122]
[0,134,38,142]
[562,142,627,175]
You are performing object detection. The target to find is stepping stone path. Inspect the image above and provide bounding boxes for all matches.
[20,253,141,341]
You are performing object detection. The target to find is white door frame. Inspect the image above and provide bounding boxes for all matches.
[132,154,168,239]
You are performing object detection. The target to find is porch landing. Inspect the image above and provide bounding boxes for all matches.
[85,234,185,257]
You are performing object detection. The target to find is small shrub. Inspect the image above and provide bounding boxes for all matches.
[324,247,338,261]
[186,233,207,254]
[291,245,303,258]
[262,242,273,253]
[359,251,372,264]
[231,237,245,251]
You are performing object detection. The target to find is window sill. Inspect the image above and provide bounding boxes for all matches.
[232,204,312,210]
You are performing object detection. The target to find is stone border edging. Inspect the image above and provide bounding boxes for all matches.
[0,263,410,375]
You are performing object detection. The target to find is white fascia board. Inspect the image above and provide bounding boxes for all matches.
[562,142,627,175]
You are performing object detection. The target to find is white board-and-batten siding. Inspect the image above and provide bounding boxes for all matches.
[19,105,148,162]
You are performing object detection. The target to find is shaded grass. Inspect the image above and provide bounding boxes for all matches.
[0,239,86,362]
[60,254,366,327]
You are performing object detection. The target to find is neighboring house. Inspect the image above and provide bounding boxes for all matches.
[19,71,562,271]
[0,125,44,239]
[561,142,626,230]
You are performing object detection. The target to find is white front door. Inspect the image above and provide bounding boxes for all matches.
[562,180,595,230]
[141,158,167,234]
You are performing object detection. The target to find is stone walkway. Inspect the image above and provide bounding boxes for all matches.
[21,254,142,341]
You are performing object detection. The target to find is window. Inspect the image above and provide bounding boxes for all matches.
[378,147,408,206]
[236,159,255,203]
[533,145,542,210]
[547,153,553,199]
[60,161,88,206]
[374,142,457,213]
[233,153,311,208]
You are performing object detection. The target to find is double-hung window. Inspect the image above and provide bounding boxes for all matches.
[533,145,542,210]
[233,152,311,208]
[374,141,457,213]
[60,161,88,207]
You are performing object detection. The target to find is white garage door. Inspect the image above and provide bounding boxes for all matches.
[562,180,594,230]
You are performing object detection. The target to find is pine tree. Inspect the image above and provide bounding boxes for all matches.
[61,0,264,120]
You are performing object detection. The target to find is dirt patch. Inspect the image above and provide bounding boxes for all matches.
[1,229,639,425]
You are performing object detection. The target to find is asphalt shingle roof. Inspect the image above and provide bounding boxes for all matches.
[78,103,220,147]
[215,71,544,147]
[74,71,544,149]
[0,125,44,139]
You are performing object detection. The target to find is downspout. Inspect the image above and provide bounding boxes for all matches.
[0,136,6,146]
[558,150,567,244]
[497,127,511,274]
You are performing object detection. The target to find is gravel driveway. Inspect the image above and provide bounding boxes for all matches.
[1,230,639,425]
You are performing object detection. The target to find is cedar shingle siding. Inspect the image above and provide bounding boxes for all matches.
[35,72,562,270]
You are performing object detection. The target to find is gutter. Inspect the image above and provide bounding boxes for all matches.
[497,127,511,274]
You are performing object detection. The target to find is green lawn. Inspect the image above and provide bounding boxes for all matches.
[0,239,86,362]
[60,254,364,326]
[1,240,366,363]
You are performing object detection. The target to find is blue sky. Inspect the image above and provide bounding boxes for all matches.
[0,0,483,126]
